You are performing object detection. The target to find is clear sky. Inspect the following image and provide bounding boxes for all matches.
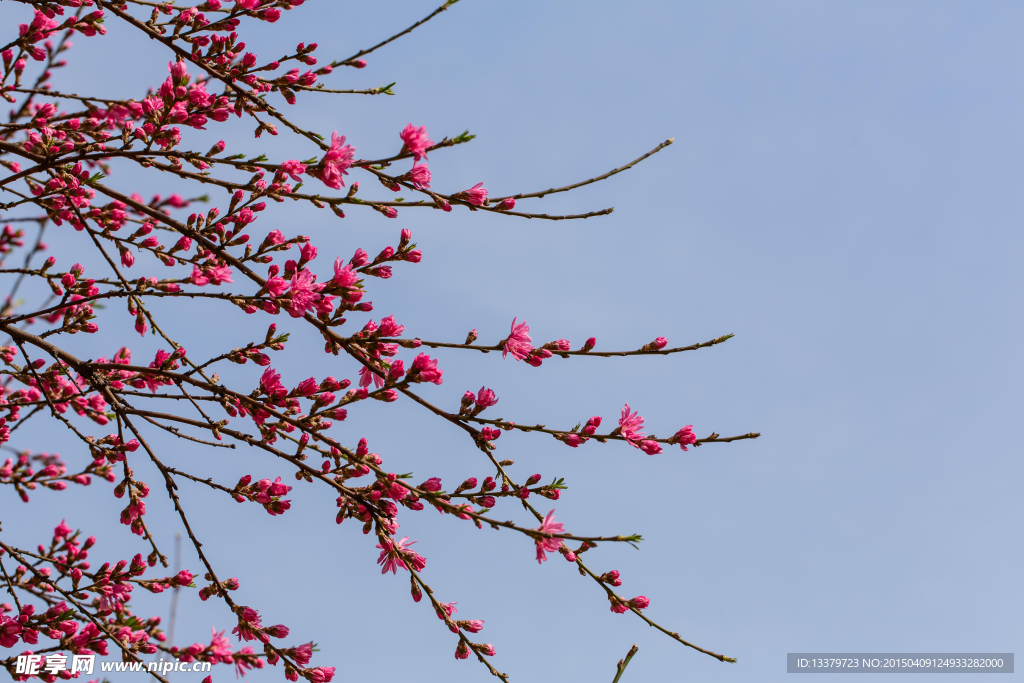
[1,1,1021,681]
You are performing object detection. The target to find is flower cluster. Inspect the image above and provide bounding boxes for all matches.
[0,2,756,681]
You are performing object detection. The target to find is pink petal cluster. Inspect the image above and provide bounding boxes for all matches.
[459,182,488,206]
[399,123,433,161]
[618,403,646,443]
[503,317,533,360]
[673,425,697,450]
[533,509,565,563]
[376,536,427,574]
[320,131,355,189]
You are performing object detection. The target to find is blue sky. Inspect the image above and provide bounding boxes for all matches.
[1,1,1021,681]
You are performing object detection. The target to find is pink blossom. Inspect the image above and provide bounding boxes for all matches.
[266,276,288,297]
[459,182,488,206]
[628,596,650,610]
[475,386,498,407]
[289,642,314,668]
[263,624,289,638]
[533,509,565,564]
[376,537,426,574]
[378,314,405,337]
[231,607,264,642]
[673,425,697,451]
[320,132,355,189]
[399,123,433,161]
[419,477,442,492]
[358,365,384,389]
[409,353,443,384]
[309,667,336,683]
[300,241,317,262]
[618,403,646,444]
[503,317,533,361]
[609,596,629,614]
[497,197,516,211]
[295,377,318,396]
[638,440,662,455]
[0,614,22,647]
[406,163,431,189]
[260,367,286,398]
[279,160,306,181]
[332,258,359,289]
[287,269,324,318]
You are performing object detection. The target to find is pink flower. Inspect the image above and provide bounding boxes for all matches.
[406,163,431,189]
[300,241,317,262]
[503,317,533,361]
[497,197,515,211]
[475,386,498,407]
[289,642,314,668]
[378,314,405,337]
[455,640,470,659]
[263,624,289,638]
[533,509,565,564]
[628,596,650,610]
[459,619,484,633]
[309,667,335,683]
[260,367,286,398]
[459,182,488,206]
[278,160,305,181]
[232,607,265,642]
[266,276,288,297]
[332,258,359,288]
[399,123,433,161]
[638,440,662,455]
[0,614,22,647]
[419,477,442,492]
[409,353,443,384]
[618,403,646,444]
[358,365,384,389]
[609,596,629,614]
[287,269,324,318]
[295,377,318,396]
[375,536,426,574]
[320,132,355,189]
[673,425,697,451]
